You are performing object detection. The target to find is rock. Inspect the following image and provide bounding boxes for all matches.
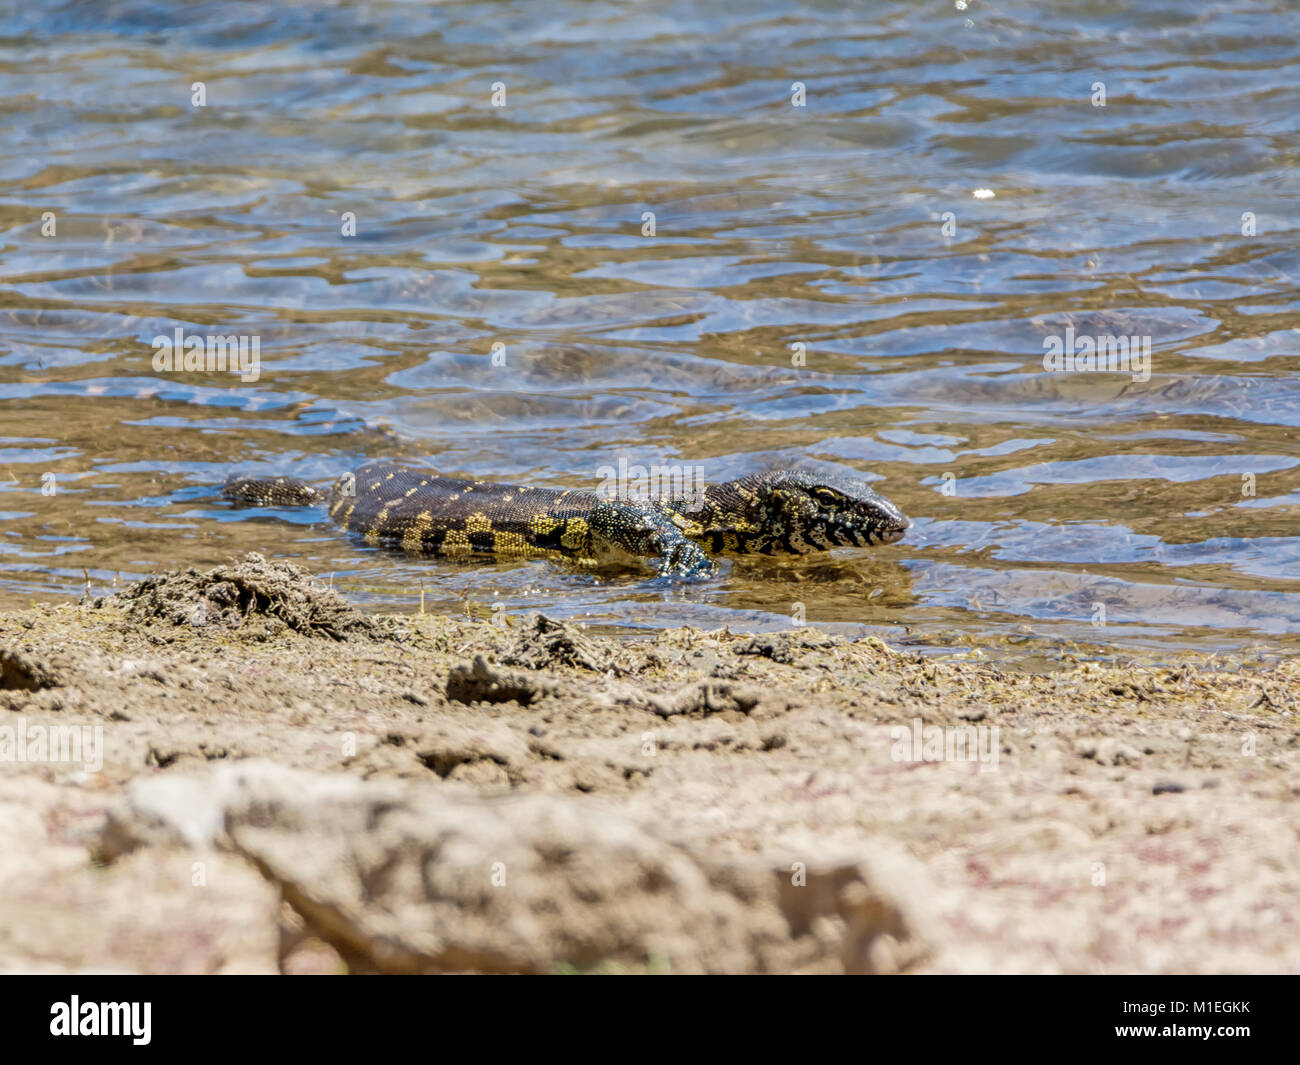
[733,631,839,665]
[445,655,557,705]
[117,553,380,641]
[95,761,934,974]
[658,680,764,718]
[413,721,533,785]
[1076,737,1143,766]
[0,775,276,974]
[0,646,63,691]
[501,614,612,673]
[1096,739,1142,767]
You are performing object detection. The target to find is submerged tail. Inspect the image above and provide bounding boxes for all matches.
[222,474,326,507]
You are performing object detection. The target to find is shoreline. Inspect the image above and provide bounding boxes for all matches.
[1,554,1296,973]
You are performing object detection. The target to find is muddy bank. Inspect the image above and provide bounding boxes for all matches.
[0,555,1296,973]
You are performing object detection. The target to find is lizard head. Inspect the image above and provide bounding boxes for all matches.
[730,469,910,553]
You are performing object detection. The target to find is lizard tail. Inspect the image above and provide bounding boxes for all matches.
[222,474,326,507]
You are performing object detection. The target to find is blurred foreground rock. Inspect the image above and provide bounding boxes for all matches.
[97,760,933,974]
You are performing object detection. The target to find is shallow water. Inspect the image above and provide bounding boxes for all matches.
[1,0,1297,662]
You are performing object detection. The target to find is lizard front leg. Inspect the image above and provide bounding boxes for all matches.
[591,502,717,581]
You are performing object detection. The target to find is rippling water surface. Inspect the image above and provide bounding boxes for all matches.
[2,0,1297,662]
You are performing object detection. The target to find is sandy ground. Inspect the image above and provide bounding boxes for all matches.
[0,554,1296,974]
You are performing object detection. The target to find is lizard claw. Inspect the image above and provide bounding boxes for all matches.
[656,540,716,581]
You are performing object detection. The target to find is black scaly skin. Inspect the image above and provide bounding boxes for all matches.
[222,461,910,580]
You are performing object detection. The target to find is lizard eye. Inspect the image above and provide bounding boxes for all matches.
[812,488,840,507]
